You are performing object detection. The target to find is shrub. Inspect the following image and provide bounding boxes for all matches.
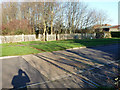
[2,19,32,35]
[96,32,104,39]
[2,29,9,35]
[15,30,24,35]
[111,32,120,38]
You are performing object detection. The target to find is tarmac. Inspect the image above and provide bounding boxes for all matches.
[1,43,120,89]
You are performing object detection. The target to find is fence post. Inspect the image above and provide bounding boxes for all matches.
[38,34,40,40]
[0,36,1,44]
[43,33,45,41]
[57,34,59,40]
[46,33,48,41]
[94,33,96,39]
[22,34,24,41]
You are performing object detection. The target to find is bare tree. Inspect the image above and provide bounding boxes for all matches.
[2,1,110,36]
[64,2,90,33]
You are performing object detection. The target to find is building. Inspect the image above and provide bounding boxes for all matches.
[100,25,120,32]
[89,24,120,38]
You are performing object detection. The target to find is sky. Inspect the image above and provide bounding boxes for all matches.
[0,0,119,25]
[86,1,118,25]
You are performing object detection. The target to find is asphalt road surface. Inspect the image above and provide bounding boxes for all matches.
[88,43,120,60]
[1,43,120,89]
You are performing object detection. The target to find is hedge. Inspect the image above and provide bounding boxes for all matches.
[111,31,120,37]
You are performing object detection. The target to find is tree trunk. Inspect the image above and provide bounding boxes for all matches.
[43,20,46,41]
[51,20,53,35]
[51,10,54,35]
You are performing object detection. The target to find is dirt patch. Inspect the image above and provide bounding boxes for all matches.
[30,47,46,52]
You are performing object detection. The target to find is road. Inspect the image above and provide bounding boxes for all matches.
[88,43,120,60]
[1,44,120,89]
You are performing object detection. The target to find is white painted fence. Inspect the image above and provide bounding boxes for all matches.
[0,33,96,43]
[58,33,96,40]
[47,34,56,41]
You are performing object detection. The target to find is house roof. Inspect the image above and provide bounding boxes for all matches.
[110,25,120,28]
[87,24,120,30]
[93,25,102,29]
[100,25,120,29]
[100,26,112,28]
[92,24,111,29]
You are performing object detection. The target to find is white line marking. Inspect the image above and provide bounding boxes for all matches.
[0,56,19,59]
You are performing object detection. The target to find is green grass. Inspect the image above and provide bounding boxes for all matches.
[1,38,120,57]
[2,46,40,56]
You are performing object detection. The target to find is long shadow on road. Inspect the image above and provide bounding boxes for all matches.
[35,44,120,88]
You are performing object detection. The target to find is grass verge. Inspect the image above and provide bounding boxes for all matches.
[1,38,120,57]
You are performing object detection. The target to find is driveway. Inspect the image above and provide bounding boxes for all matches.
[1,44,120,89]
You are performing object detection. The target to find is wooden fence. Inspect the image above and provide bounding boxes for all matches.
[0,33,96,43]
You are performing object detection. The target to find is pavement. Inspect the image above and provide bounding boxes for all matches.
[1,43,120,89]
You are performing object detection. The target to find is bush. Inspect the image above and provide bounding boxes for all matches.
[15,30,24,35]
[111,32,120,38]
[2,19,32,35]
[2,29,9,35]
[96,32,104,39]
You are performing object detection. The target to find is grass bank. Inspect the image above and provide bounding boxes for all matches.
[1,38,120,56]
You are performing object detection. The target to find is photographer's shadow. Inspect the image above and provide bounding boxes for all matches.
[11,69,30,89]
